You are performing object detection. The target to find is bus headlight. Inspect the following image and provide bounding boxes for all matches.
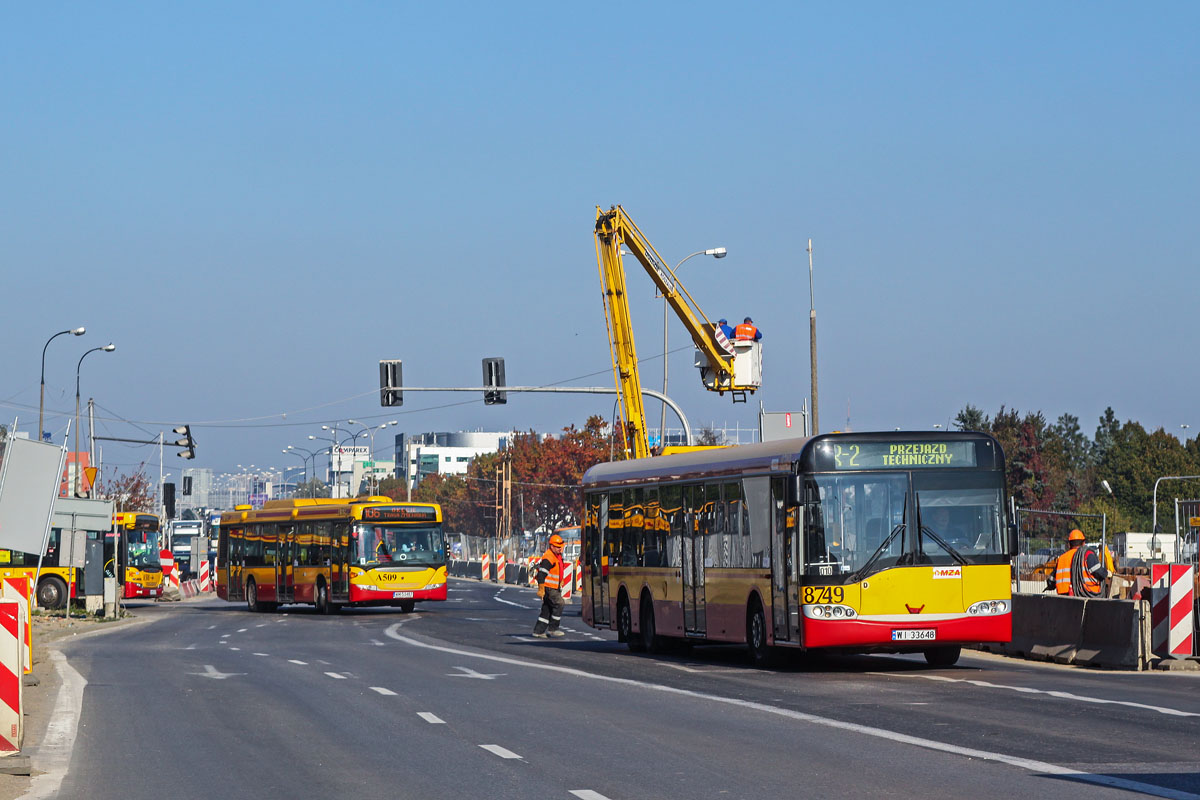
[425,581,445,591]
[967,599,1009,615]
[803,604,857,620]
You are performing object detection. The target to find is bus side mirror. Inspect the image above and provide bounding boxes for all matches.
[1008,521,1019,555]
[786,475,802,508]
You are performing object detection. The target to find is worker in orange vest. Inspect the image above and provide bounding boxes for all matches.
[1053,529,1110,597]
[531,534,566,638]
[734,316,762,341]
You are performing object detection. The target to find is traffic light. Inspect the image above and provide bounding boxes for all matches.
[173,425,196,460]
[380,360,403,407]
[182,475,193,496]
[163,482,177,520]
[483,357,506,405]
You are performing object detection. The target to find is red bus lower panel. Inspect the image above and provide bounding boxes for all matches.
[802,613,1011,649]
[348,583,447,605]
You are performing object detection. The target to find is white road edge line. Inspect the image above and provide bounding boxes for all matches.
[385,623,1200,800]
[479,744,522,759]
[21,650,86,800]
[872,672,1200,718]
[370,687,397,696]
[418,712,445,723]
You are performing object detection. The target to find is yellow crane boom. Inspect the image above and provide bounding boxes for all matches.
[594,205,760,459]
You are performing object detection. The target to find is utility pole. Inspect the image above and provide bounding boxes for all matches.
[808,238,819,436]
[87,398,96,498]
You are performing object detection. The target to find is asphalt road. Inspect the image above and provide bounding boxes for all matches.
[45,580,1200,800]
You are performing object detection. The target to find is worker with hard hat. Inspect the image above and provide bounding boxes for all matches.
[734,316,762,341]
[1053,529,1110,597]
[531,534,567,638]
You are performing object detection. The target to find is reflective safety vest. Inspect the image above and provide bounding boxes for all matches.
[1054,547,1100,596]
[734,323,758,340]
[537,548,563,590]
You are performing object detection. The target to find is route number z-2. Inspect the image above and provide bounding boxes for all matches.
[802,586,844,604]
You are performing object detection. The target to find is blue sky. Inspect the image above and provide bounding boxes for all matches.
[3,2,1197,479]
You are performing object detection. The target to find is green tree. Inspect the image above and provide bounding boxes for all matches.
[953,405,990,432]
[293,477,328,498]
[98,468,157,513]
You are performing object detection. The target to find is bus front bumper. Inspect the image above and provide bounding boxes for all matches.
[801,612,1011,649]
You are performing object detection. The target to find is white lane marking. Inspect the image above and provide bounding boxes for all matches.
[570,792,613,800]
[494,594,532,609]
[418,712,445,724]
[369,639,385,646]
[288,659,307,665]
[317,659,331,665]
[448,666,504,679]
[876,673,1200,718]
[237,628,247,633]
[220,633,229,638]
[658,663,745,674]
[184,644,196,650]
[229,647,240,651]
[23,651,86,799]
[253,652,269,657]
[325,672,347,679]
[370,687,397,696]
[256,623,268,628]
[386,624,1200,800]
[190,665,245,680]
[206,625,216,630]
[480,744,523,760]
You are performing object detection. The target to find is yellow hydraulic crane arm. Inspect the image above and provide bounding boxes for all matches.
[594,205,746,459]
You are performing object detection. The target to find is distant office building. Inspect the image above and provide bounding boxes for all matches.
[180,468,214,511]
[394,431,509,491]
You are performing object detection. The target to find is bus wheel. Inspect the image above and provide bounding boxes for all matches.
[315,581,330,615]
[245,579,259,612]
[618,595,644,652]
[923,646,961,667]
[640,592,660,653]
[747,601,772,668]
[399,600,415,613]
[37,576,68,610]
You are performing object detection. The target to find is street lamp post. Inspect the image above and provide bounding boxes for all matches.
[348,419,398,494]
[642,247,726,446]
[335,430,369,497]
[40,327,85,443]
[74,343,114,496]
[1152,475,1200,560]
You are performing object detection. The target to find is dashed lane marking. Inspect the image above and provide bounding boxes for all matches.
[370,687,397,696]
[479,744,522,760]
[253,653,269,657]
[418,712,445,724]
[325,672,347,679]
[570,792,613,800]
[386,623,1200,800]
[288,659,307,665]
[237,628,247,633]
[369,639,385,646]
[228,647,240,651]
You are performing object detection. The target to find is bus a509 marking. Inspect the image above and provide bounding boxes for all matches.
[581,431,1013,667]
[217,497,447,613]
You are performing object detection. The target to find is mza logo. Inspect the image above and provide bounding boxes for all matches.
[932,566,962,580]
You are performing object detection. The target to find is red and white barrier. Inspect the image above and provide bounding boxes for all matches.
[576,560,583,593]
[1151,564,1195,659]
[561,561,574,600]
[527,557,538,586]
[0,600,23,754]
[0,578,32,675]
[495,553,507,583]
[198,558,211,592]
[480,554,490,582]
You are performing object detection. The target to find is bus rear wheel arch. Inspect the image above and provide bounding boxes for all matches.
[37,576,68,610]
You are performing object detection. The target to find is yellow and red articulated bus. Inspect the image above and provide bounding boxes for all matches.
[113,512,165,600]
[217,497,447,613]
[582,431,1013,667]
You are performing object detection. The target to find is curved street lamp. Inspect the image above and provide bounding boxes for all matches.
[39,327,85,442]
[632,248,727,446]
[74,343,114,496]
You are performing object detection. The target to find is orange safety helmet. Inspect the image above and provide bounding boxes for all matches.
[1068,529,1085,543]
[548,534,565,547]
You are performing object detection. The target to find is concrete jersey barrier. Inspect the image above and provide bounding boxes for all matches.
[978,593,1149,670]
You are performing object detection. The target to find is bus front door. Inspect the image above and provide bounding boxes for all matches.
[768,476,794,643]
[227,528,244,601]
[682,485,706,635]
[588,495,610,626]
[276,526,294,604]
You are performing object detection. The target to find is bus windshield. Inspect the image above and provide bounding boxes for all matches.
[353,524,444,568]
[804,471,1006,577]
[128,530,161,569]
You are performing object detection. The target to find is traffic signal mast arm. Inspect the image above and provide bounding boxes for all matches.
[594,205,746,459]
